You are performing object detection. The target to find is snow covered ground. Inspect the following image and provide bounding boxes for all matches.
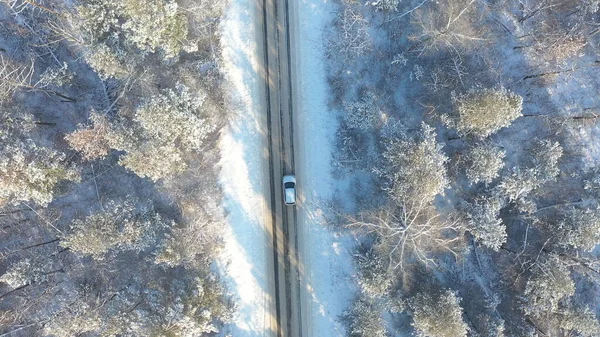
[217,0,270,335]
[294,0,357,336]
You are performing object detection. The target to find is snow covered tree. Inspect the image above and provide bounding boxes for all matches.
[461,197,506,251]
[118,140,187,181]
[368,0,401,12]
[134,85,216,152]
[452,87,522,138]
[0,106,79,207]
[65,111,112,161]
[382,123,448,204]
[55,0,192,78]
[343,92,381,132]
[156,217,223,267]
[73,0,190,58]
[107,85,215,181]
[61,197,167,259]
[497,140,562,203]
[0,258,46,289]
[355,248,392,298]
[131,274,232,336]
[530,139,562,183]
[472,314,505,337]
[557,306,600,337]
[351,124,460,270]
[580,0,600,13]
[465,143,505,185]
[523,254,574,320]
[43,301,102,337]
[0,140,80,206]
[121,0,190,58]
[555,207,600,252]
[521,253,600,335]
[410,289,468,337]
[346,296,387,337]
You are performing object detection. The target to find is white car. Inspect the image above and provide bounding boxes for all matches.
[283,175,296,206]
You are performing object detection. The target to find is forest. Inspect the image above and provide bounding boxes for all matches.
[328,0,600,336]
[0,0,232,336]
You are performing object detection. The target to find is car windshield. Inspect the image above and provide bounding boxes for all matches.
[285,188,295,203]
[284,182,295,189]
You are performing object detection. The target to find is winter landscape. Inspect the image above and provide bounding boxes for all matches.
[1,0,600,336]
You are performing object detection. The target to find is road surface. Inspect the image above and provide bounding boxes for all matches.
[255,0,308,336]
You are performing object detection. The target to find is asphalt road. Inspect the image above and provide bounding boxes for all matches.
[255,0,306,336]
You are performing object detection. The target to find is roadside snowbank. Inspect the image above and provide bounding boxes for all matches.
[218,0,269,336]
[296,0,357,336]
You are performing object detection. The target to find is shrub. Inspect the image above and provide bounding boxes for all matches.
[43,301,102,337]
[0,259,46,288]
[558,306,600,337]
[84,43,129,79]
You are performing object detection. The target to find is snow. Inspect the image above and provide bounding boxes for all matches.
[295,0,357,336]
[217,0,270,335]
[217,0,357,335]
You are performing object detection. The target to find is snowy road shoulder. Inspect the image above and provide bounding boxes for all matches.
[294,0,357,336]
[217,0,272,335]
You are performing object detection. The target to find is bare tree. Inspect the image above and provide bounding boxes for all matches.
[410,0,488,54]
[327,5,372,61]
[0,56,76,102]
[348,199,464,270]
